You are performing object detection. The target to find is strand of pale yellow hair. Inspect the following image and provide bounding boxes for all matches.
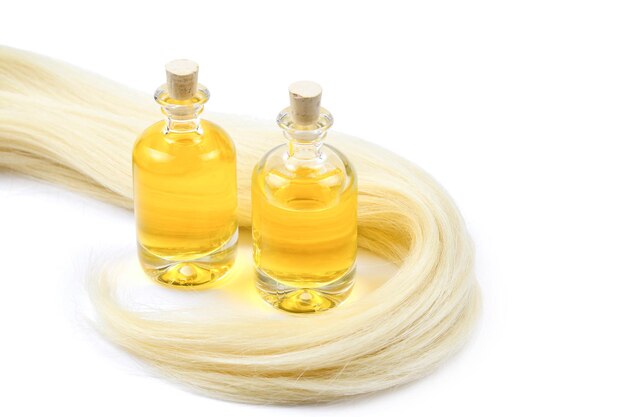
[0,46,480,405]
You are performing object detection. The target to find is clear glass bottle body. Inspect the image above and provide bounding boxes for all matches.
[252,108,357,312]
[133,86,238,287]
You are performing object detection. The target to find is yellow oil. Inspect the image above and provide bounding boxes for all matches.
[133,118,238,287]
[252,158,357,312]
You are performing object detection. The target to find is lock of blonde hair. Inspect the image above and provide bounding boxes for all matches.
[0,46,480,405]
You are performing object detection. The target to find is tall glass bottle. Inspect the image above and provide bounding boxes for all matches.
[133,60,238,287]
[252,81,358,313]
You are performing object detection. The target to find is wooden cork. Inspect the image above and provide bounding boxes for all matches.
[165,59,199,100]
[289,81,322,125]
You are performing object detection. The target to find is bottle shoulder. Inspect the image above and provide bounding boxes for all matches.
[253,143,356,206]
[133,119,236,163]
[256,143,355,177]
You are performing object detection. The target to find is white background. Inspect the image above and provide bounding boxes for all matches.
[1,0,625,415]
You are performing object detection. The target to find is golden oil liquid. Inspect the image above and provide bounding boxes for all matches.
[252,152,357,312]
[133,119,237,287]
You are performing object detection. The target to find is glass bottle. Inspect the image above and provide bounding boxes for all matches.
[252,81,358,313]
[133,60,238,287]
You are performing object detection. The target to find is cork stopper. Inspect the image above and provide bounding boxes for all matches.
[165,59,199,100]
[289,81,322,125]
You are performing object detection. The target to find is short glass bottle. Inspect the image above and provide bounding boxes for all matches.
[252,81,358,313]
[133,60,238,287]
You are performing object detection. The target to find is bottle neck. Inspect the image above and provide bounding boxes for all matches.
[164,107,202,133]
[285,132,325,159]
[278,106,334,160]
[154,84,209,134]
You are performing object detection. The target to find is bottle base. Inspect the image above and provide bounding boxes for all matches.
[138,230,238,289]
[255,266,355,313]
